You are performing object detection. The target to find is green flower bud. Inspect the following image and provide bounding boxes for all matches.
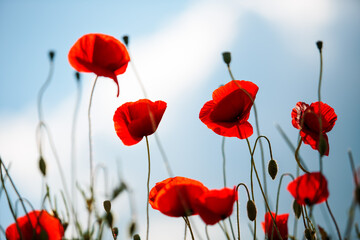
[39,156,46,176]
[103,200,111,213]
[222,52,231,65]
[292,200,302,219]
[268,159,278,180]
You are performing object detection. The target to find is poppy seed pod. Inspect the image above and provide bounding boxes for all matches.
[103,200,111,213]
[222,52,231,65]
[49,50,55,61]
[247,200,257,221]
[316,41,323,51]
[268,159,278,180]
[123,35,129,46]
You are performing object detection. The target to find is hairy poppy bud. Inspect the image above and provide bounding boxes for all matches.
[268,159,278,180]
[49,50,55,61]
[123,35,129,47]
[39,156,46,176]
[318,136,328,156]
[304,228,315,240]
[129,221,136,237]
[222,52,231,65]
[316,41,323,52]
[103,200,111,213]
[133,234,141,240]
[292,200,302,219]
[247,200,257,221]
[113,227,119,239]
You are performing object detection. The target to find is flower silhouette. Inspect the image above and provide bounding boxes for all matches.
[199,80,258,139]
[149,177,209,217]
[68,33,130,97]
[113,99,167,146]
[287,172,329,206]
[291,101,337,156]
[194,187,237,225]
[261,212,289,240]
[6,210,64,240]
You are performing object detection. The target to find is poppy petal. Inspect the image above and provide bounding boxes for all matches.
[261,212,289,240]
[291,102,309,130]
[309,102,337,133]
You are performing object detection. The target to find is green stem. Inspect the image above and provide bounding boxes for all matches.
[222,137,227,187]
[325,200,342,240]
[245,138,283,240]
[145,136,151,240]
[205,225,210,240]
[183,216,195,240]
[236,183,251,240]
[294,140,309,173]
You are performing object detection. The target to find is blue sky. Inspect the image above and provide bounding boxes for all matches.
[1,0,360,239]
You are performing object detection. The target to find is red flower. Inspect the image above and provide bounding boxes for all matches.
[68,33,130,97]
[291,101,337,156]
[6,210,64,240]
[199,80,258,139]
[113,99,167,146]
[261,212,289,240]
[287,172,329,206]
[149,177,209,217]
[194,187,237,225]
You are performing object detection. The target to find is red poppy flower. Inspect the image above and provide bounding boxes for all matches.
[199,80,258,139]
[113,99,167,146]
[287,172,329,206]
[261,212,289,240]
[68,33,130,97]
[194,187,237,225]
[149,177,209,217]
[6,210,64,240]
[291,101,337,156]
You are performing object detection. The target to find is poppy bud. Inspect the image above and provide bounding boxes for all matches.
[222,52,231,65]
[247,200,257,221]
[39,156,46,176]
[48,50,55,61]
[75,72,81,82]
[268,159,278,180]
[133,234,141,240]
[318,136,328,156]
[304,228,315,240]
[292,200,302,219]
[103,200,111,213]
[355,186,360,205]
[129,221,136,237]
[123,35,129,46]
[113,227,119,239]
[318,225,329,240]
[316,41,323,52]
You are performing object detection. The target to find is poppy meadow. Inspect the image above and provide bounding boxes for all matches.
[0,31,359,240]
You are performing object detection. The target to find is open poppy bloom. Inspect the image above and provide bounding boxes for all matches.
[113,99,167,146]
[199,80,258,139]
[287,172,329,206]
[6,210,64,240]
[291,101,337,156]
[194,187,237,225]
[261,212,289,240]
[149,177,209,217]
[68,33,130,97]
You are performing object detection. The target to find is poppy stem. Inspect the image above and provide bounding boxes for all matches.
[183,216,195,240]
[205,225,211,240]
[218,221,231,240]
[294,140,310,173]
[226,65,268,207]
[325,200,342,240]
[128,48,174,178]
[145,136,151,240]
[275,173,295,215]
[236,183,252,240]
[222,137,227,188]
[348,149,358,186]
[87,75,99,232]
[317,42,323,105]
[245,138,284,240]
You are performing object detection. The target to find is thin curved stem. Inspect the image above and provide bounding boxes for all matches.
[145,136,151,240]
[294,140,309,173]
[236,183,252,240]
[205,225,210,240]
[227,65,268,204]
[275,173,295,215]
[325,200,342,240]
[245,138,283,240]
[183,216,195,240]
